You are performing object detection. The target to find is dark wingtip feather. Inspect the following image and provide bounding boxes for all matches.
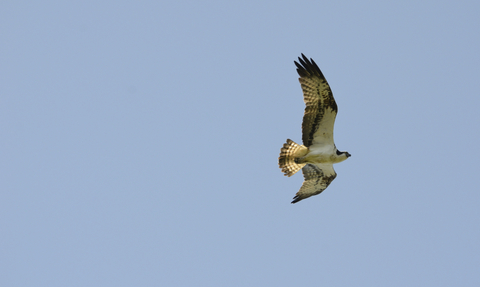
[294,54,325,79]
[291,196,301,204]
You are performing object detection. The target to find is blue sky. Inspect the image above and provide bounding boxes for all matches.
[1,1,479,286]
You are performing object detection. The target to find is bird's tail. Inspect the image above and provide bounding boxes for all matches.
[278,139,308,177]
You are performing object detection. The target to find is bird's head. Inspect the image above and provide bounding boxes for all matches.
[335,150,351,162]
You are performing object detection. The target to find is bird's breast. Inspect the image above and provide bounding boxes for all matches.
[302,152,337,164]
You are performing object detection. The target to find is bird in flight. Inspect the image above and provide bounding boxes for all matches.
[278,54,351,203]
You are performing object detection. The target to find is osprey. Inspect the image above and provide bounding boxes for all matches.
[278,54,351,203]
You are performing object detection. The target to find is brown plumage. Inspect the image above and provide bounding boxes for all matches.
[278,54,350,203]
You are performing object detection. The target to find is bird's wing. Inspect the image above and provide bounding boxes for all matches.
[291,163,337,203]
[295,54,338,149]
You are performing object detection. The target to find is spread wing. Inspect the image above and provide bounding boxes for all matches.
[295,54,338,148]
[291,163,337,204]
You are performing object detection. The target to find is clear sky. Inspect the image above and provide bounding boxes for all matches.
[1,1,479,286]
